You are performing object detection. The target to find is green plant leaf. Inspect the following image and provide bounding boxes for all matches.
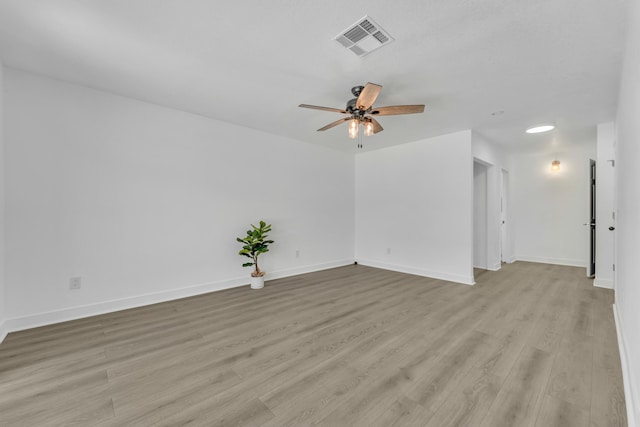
[237,220,274,270]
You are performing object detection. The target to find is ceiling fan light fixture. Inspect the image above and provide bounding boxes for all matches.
[348,119,359,139]
[526,124,555,134]
[363,120,374,136]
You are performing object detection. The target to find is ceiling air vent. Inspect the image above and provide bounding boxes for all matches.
[335,16,394,56]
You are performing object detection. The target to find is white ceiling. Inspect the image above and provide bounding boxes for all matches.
[0,0,628,153]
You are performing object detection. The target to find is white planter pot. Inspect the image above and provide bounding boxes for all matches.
[250,275,265,289]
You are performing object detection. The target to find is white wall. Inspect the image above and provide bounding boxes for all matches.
[355,130,474,285]
[473,161,488,269]
[511,139,596,267]
[614,0,640,424]
[3,68,355,330]
[0,63,6,342]
[472,133,512,269]
[595,122,616,289]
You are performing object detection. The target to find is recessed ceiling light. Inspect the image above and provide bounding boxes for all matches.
[526,124,555,134]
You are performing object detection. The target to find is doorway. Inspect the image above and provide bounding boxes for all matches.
[588,159,596,277]
[473,161,488,269]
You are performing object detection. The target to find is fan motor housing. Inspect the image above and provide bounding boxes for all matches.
[346,98,370,116]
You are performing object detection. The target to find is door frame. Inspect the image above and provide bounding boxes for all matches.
[500,169,510,263]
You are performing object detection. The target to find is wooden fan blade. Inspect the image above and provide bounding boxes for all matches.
[370,118,384,134]
[318,117,350,131]
[370,105,425,116]
[356,83,382,110]
[299,104,348,114]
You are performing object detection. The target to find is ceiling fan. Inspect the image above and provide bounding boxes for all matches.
[299,83,425,144]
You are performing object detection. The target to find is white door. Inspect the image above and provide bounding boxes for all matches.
[588,159,596,277]
[500,170,509,263]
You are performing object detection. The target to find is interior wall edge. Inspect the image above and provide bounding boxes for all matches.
[0,321,7,345]
[0,61,5,346]
[356,258,474,286]
[0,258,353,338]
[614,303,639,427]
[473,264,496,271]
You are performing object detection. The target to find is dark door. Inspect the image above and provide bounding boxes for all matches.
[588,159,596,277]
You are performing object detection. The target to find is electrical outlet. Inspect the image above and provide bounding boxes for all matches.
[69,277,82,290]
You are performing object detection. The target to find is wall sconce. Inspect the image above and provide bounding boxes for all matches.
[551,160,561,172]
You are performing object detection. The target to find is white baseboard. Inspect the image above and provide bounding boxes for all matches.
[473,264,501,272]
[614,303,639,427]
[508,255,517,263]
[515,255,586,268]
[488,262,501,271]
[356,258,474,285]
[1,259,354,338]
[594,277,614,289]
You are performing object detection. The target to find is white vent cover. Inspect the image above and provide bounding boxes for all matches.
[335,16,394,56]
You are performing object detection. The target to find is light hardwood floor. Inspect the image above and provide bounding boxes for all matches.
[0,262,627,426]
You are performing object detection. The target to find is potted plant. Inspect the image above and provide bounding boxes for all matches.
[236,220,274,289]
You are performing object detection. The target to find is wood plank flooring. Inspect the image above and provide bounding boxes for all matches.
[0,262,627,426]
